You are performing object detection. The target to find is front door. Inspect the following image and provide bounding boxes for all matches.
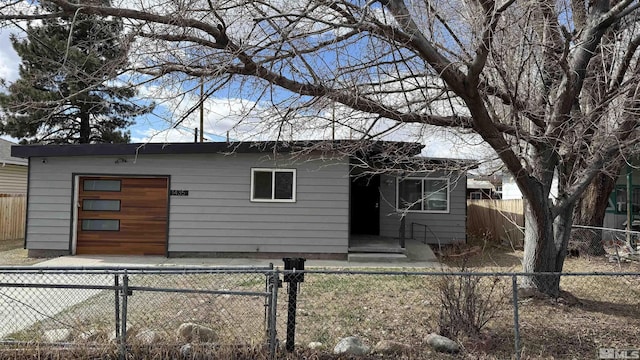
[76,176,168,255]
[350,175,380,235]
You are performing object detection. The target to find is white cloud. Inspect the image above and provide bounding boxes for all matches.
[0,29,21,83]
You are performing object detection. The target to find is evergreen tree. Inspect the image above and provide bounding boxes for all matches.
[0,1,150,144]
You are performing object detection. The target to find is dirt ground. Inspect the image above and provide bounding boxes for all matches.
[0,238,47,266]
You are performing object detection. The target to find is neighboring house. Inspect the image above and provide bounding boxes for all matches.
[501,172,559,200]
[603,164,640,230]
[466,178,498,199]
[0,139,28,195]
[12,141,468,258]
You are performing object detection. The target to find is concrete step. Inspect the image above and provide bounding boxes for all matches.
[348,246,405,254]
[348,253,409,263]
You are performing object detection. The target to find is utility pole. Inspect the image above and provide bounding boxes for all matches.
[199,80,204,143]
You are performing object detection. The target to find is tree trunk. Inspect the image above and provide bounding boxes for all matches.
[79,111,90,144]
[572,172,618,256]
[521,197,573,297]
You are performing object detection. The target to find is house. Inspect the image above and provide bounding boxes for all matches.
[603,164,640,230]
[0,139,28,195]
[11,141,468,258]
[501,172,559,200]
[466,178,498,199]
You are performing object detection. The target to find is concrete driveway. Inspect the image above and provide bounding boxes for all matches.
[0,271,112,339]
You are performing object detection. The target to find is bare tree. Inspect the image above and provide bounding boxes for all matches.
[2,0,640,296]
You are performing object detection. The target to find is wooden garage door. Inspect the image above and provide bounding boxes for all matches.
[76,176,168,255]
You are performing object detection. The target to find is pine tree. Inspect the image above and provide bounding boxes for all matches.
[0,1,150,144]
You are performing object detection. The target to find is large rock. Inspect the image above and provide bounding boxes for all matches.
[135,329,161,345]
[333,336,370,355]
[43,328,70,342]
[426,333,460,353]
[373,339,411,355]
[77,329,103,342]
[177,322,217,342]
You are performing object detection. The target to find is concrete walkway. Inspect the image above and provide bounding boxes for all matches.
[35,254,442,268]
[0,272,111,339]
[34,239,441,269]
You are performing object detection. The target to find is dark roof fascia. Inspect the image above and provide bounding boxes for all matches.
[11,140,424,159]
[359,156,478,175]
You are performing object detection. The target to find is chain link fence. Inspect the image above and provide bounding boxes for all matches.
[570,225,640,263]
[1,265,639,359]
[0,266,275,359]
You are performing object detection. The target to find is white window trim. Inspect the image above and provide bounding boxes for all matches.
[470,191,483,200]
[250,168,297,203]
[396,177,450,213]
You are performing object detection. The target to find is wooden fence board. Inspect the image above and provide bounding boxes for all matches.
[0,194,26,241]
[467,199,524,246]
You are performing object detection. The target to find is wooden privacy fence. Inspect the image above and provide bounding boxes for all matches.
[467,199,524,246]
[0,194,26,241]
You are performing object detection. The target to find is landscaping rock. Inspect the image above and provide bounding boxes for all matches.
[308,341,323,349]
[333,336,370,355]
[109,324,136,343]
[373,339,411,355]
[135,329,161,345]
[43,328,70,342]
[426,333,460,353]
[177,322,217,342]
[77,329,103,342]
[180,343,192,357]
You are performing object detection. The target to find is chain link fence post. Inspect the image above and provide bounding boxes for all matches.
[267,267,280,360]
[119,272,129,360]
[512,275,521,360]
[114,274,120,341]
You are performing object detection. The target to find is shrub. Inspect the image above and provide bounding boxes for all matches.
[436,267,504,339]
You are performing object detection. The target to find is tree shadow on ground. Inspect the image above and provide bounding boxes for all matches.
[439,245,523,269]
[577,298,640,320]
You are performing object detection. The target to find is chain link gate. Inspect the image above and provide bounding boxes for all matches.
[0,265,278,359]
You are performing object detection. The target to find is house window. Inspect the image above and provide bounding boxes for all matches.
[251,168,296,202]
[82,199,121,211]
[397,177,449,213]
[470,191,482,200]
[83,179,121,192]
[612,186,640,214]
[81,219,120,231]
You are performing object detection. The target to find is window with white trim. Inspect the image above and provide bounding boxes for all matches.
[397,177,449,212]
[251,168,296,202]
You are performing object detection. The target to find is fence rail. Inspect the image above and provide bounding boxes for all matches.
[0,266,638,359]
[0,194,26,241]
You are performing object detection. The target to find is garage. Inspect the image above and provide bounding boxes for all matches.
[76,176,169,255]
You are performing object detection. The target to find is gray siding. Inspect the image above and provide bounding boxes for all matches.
[26,153,349,254]
[0,164,27,194]
[379,173,467,245]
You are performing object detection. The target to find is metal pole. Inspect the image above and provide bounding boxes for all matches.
[119,273,129,360]
[627,165,634,247]
[399,216,406,248]
[199,81,204,143]
[268,268,280,359]
[512,275,521,360]
[285,280,298,352]
[114,275,120,340]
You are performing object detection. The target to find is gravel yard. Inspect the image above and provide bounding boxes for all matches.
[0,239,48,266]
